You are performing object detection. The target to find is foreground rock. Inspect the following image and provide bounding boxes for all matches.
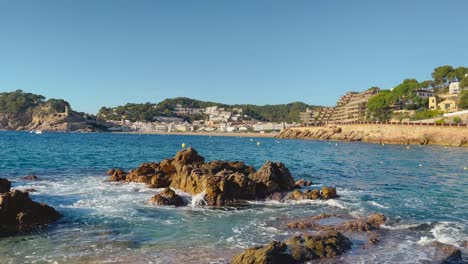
[0,190,61,234]
[0,178,11,193]
[150,188,187,207]
[108,147,298,206]
[231,231,352,264]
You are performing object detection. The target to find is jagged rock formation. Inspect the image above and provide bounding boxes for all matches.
[106,147,323,206]
[0,178,61,235]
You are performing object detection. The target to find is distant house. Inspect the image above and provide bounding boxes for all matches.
[438,99,457,112]
[414,89,434,98]
[449,81,461,94]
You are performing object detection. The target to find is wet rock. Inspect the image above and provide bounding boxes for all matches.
[295,179,312,188]
[231,240,295,264]
[106,168,127,182]
[126,162,172,188]
[0,190,61,234]
[285,231,352,260]
[267,192,287,202]
[249,161,295,197]
[0,178,11,193]
[150,188,186,207]
[23,188,37,193]
[321,187,337,199]
[22,175,39,181]
[204,171,257,206]
[304,189,321,200]
[288,190,307,200]
[429,241,462,263]
[366,213,386,227]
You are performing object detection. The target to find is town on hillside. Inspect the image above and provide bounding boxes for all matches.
[105,105,300,133]
[301,66,468,126]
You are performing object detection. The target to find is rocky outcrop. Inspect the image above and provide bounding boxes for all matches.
[231,231,352,264]
[106,168,127,182]
[0,190,61,234]
[150,188,186,207]
[277,125,468,147]
[0,178,11,193]
[109,147,299,206]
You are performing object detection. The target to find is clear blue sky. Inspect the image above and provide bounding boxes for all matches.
[0,0,467,114]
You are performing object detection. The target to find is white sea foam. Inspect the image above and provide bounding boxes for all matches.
[417,221,467,247]
[191,191,207,206]
[368,200,390,209]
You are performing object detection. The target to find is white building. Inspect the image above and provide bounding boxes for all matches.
[414,89,434,98]
[449,81,461,94]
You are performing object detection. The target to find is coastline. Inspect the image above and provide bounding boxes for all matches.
[277,124,468,147]
[113,131,278,138]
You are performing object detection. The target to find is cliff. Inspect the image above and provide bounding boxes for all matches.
[277,124,468,147]
[0,90,108,132]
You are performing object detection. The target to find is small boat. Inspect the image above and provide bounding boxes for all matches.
[35,130,43,134]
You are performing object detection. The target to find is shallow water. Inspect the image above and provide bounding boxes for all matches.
[0,131,467,263]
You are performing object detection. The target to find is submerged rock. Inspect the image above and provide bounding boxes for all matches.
[286,187,335,201]
[21,175,39,181]
[0,178,11,193]
[231,231,352,263]
[0,190,61,234]
[150,188,186,207]
[429,241,462,263]
[109,147,297,206]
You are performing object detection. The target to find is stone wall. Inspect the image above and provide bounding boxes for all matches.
[277,124,468,147]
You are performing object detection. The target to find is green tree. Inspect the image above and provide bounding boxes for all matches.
[367,90,392,121]
[459,90,468,110]
[432,65,454,87]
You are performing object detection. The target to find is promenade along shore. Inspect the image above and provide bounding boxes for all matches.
[277,123,468,147]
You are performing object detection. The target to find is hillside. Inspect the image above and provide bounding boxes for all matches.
[0,90,107,131]
[97,97,318,123]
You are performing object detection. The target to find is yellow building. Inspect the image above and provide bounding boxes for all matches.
[428,96,437,110]
[438,99,457,112]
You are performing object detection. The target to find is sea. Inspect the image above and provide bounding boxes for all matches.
[0,131,467,263]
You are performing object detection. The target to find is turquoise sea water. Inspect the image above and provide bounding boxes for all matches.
[0,131,467,263]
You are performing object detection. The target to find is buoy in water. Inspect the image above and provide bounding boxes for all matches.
[256,142,261,146]
[250,139,253,141]
[419,164,423,167]
[464,167,467,170]
[181,143,186,148]
[406,146,410,149]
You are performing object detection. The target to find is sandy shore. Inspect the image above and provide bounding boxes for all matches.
[115,131,278,138]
